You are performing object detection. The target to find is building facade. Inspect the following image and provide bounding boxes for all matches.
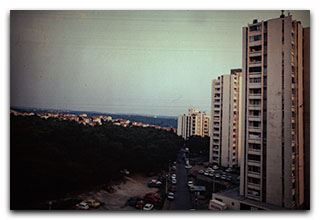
[177,108,210,140]
[239,13,309,209]
[209,69,242,168]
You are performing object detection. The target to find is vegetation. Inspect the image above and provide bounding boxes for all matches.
[185,135,210,155]
[10,115,183,209]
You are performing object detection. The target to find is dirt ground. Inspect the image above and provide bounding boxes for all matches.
[76,174,158,210]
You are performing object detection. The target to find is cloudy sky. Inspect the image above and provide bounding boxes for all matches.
[10,10,309,116]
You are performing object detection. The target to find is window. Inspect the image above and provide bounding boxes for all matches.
[250,24,262,32]
[249,35,262,42]
[249,66,262,73]
[248,154,261,162]
[249,78,261,83]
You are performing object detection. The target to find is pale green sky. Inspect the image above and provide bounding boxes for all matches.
[10,10,310,116]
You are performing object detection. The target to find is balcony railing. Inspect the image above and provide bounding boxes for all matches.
[248,126,261,130]
[248,114,261,118]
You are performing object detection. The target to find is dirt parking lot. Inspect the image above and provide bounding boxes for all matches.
[76,175,158,210]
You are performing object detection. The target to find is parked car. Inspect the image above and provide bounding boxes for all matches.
[145,192,161,200]
[172,178,177,184]
[187,181,193,187]
[215,173,221,179]
[225,168,233,173]
[171,174,176,179]
[167,192,175,200]
[213,165,219,170]
[145,196,158,204]
[143,203,154,211]
[127,197,141,207]
[204,171,209,176]
[209,173,214,177]
[185,165,192,169]
[169,185,176,192]
[226,176,233,182]
[198,169,204,174]
[82,199,101,208]
[75,202,89,210]
[221,175,227,181]
[148,179,162,188]
[135,200,145,209]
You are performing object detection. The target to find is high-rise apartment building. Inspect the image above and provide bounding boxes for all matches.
[209,69,242,168]
[239,13,309,209]
[177,108,210,140]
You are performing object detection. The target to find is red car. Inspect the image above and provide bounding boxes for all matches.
[145,197,158,204]
[135,200,145,209]
[146,192,161,200]
[169,185,176,192]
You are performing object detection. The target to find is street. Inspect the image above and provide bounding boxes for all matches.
[166,150,193,210]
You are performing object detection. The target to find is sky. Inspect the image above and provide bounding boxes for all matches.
[10,10,310,117]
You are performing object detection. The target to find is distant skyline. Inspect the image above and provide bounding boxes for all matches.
[10,10,310,116]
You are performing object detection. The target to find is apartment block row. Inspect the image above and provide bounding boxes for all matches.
[209,13,310,210]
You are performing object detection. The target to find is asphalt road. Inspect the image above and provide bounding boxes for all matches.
[166,150,192,210]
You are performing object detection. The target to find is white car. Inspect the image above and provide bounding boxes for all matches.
[172,178,177,184]
[76,202,89,210]
[167,192,175,200]
[204,171,209,176]
[185,165,192,169]
[143,203,154,211]
[213,165,219,170]
[171,174,176,179]
[187,181,193,187]
[198,169,204,174]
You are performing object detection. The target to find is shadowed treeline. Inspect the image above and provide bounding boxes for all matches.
[10,114,183,210]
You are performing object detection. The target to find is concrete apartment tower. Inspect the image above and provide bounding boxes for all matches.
[239,12,309,209]
[177,108,210,140]
[209,69,242,168]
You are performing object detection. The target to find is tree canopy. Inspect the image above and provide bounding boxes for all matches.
[10,115,183,209]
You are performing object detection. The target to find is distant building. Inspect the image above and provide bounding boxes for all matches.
[177,108,210,140]
[209,69,242,168]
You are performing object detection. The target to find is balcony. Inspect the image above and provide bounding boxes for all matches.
[247,182,261,191]
[213,151,219,156]
[248,83,262,89]
[249,39,262,47]
[247,171,260,179]
[248,93,262,99]
[248,126,261,132]
[249,61,262,68]
[212,157,219,162]
[248,104,261,110]
[248,148,261,155]
[213,117,220,121]
[248,115,261,121]
[248,135,261,144]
